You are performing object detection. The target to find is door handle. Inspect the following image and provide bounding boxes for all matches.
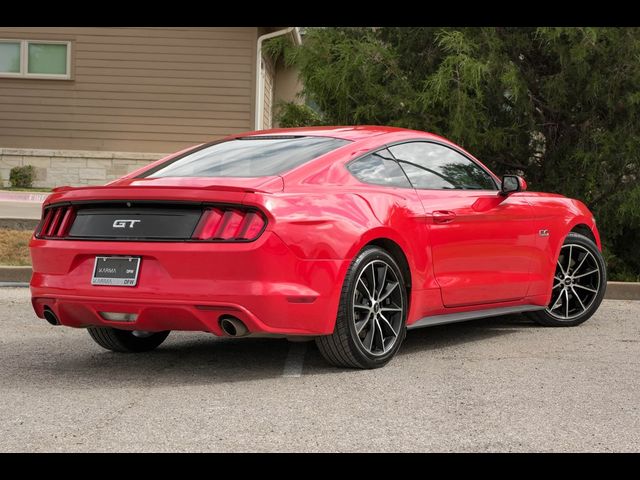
[432,210,456,224]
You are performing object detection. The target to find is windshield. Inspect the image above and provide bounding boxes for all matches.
[141,136,350,178]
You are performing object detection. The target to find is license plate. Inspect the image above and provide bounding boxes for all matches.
[91,256,141,286]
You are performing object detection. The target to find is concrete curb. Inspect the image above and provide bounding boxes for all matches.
[0,218,39,230]
[0,282,29,287]
[0,266,32,283]
[605,282,640,301]
[1,265,639,301]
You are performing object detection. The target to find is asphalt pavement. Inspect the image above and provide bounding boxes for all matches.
[0,287,638,452]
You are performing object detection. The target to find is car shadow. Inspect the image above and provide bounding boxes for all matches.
[8,314,539,388]
[401,313,538,356]
[300,313,539,373]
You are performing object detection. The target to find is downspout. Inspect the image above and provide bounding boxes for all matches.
[254,27,299,130]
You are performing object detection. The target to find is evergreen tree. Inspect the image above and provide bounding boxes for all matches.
[274,27,640,280]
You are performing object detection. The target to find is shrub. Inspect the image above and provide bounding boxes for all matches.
[275,102,324,128]
[9,165,35,188]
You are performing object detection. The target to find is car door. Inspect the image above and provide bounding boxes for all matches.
[388,141,536,307]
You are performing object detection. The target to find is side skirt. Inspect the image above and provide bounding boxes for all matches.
[407,304,545,330]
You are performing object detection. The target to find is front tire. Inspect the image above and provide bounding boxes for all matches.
[527,232,606,327]
[87,327,170,353]
[316,246,408,369]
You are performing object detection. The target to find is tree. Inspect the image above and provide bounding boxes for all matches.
[275,27,640,280]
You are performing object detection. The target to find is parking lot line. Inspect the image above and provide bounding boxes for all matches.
[282,342,308,377]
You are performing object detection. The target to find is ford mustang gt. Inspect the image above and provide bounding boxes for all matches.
[29,126,607,369]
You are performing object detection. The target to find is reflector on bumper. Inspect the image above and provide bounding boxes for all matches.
[99,312,138,322]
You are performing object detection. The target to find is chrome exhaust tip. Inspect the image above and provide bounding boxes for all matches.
[219,316,248,337]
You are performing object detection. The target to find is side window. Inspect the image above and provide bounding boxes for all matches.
[388,142,497,190]
[347,149,412,188]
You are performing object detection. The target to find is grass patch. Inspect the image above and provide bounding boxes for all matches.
[0,229,32,266]
[0,187,51,193]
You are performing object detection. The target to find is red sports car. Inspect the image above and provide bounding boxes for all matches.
[29,126,607,369]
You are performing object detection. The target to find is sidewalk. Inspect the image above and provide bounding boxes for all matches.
[0,191,49,203]
[0,191,46,220]
[0,201,42,220]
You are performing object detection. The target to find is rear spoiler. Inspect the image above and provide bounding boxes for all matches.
[51,184,275,194]
[44,181,283,208]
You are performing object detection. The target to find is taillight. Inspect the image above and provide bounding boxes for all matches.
[36,205,76,238]
[192,207,266,241]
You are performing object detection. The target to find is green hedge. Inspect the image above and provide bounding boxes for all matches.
[9,165,35,189]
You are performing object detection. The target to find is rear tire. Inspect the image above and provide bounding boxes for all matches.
[87,327,170,353]
[316,246,408,369]
[526,232,606,327]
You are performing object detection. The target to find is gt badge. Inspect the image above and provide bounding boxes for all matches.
[113,219,141,229]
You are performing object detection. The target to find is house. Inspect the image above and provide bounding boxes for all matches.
[0,27,302,188]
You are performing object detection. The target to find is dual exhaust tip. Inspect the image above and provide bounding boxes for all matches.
[43,306,248,338]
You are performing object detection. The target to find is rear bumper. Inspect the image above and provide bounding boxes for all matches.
[30,232,349,336]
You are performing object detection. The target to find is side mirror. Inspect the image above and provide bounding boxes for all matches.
[501,175,527,195]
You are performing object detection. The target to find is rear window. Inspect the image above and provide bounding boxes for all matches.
[142,136,350,178]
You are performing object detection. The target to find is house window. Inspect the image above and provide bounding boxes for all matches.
[0,40,71,79]
[0,42,21,74]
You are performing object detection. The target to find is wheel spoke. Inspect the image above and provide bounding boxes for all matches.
[564,289,570,318]
[574,284,597,293]
[550,291,564,311]
[566,245,573,273]
[379,282,399,302]
[358,278,373,300]
[570,286,586,312]
[364,321,375,351]
[355,312,371,334]
[556,259,567,276]
[573,269,598,279]
[374,318,385,350]
[354,303,370,310]
[552,282,562,290]
[379,313,398,337]
[381,305,403,312]
[377,264,388,298]
[572,252,589,275]
[369,263,377,300]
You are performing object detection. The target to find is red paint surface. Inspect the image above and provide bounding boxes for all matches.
[30,126,601,335]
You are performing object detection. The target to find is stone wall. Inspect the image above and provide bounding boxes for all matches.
[0,148,166,188]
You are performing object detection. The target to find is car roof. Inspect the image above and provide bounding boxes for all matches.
[234,125,444,142]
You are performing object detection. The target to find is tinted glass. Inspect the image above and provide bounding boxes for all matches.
[348,149,411,188]
[389,142,497,190]
[144,136,350,178]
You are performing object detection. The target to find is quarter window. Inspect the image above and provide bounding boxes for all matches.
[348,149,412,188]
[0,40,71,79]
[389,142,497,190]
